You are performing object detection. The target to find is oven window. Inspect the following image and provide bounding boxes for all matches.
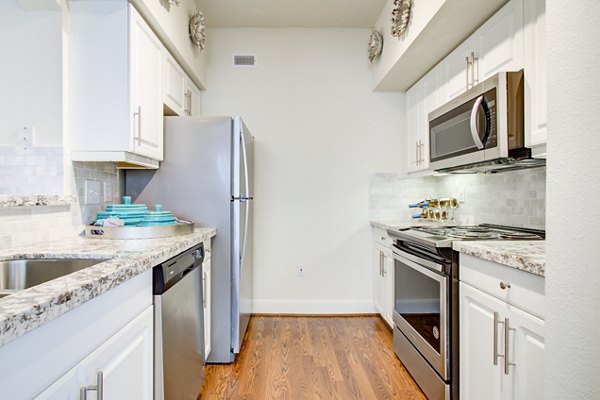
[395,258,442,353]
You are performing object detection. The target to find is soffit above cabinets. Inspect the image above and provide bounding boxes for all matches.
[193,0,387,28]
[372,0,510,91]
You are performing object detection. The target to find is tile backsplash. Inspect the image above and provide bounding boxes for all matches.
[370,167,546,229]
[0,146,120,249]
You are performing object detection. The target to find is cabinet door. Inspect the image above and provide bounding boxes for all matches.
[188,81,202,116]
[373,244,386,316]
[33,369,79,400]
[443,37,476,101]
[406,82,422,173]
[203,258,212,360]
[164,52,186,116]
[418,64,443,171]
[460,282,508,400]
[506,305,545,400]
[79,307,153,400]
[130,6,164,161]
[477,0,524,82]
[524,0,547,149]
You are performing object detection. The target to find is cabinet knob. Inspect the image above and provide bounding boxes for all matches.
[499,281,511,290]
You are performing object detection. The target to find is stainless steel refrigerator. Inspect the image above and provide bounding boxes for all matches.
[125,116,254,363]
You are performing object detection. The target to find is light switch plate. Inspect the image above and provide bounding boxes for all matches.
[16,126,33,155]
[85,180,101,205]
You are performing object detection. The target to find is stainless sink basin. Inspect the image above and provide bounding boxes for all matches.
[0,259,106,298]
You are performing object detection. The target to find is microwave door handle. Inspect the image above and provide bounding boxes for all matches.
[470,95,486,149]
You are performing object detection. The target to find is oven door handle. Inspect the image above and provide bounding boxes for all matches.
[393,247,446,275]
[470,95,486,149]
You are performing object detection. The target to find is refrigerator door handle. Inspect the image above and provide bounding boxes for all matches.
[240,200,249,264]
[240,125,250,199]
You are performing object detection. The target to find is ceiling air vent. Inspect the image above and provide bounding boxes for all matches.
[232,54,257,68]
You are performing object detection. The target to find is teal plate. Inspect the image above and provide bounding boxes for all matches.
[137,221,177,226]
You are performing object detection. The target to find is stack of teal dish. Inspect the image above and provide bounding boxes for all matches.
[95,197,176,227]
[138,204,176,226]
[96,203,148,226]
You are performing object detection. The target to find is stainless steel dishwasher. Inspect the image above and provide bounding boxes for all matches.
[154,243,205,400]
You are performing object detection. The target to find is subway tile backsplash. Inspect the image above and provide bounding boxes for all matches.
[0,146,120,249]
[370,167,546,229]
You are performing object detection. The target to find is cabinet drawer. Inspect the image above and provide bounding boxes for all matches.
[373,228,392,248]
[459,254,544,319]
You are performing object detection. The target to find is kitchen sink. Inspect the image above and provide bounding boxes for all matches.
[0,258,106,299]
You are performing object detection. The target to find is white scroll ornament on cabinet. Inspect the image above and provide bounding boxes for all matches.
[189,9,206,51]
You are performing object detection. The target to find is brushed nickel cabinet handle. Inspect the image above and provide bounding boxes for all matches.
[80,371,103,400]
[504,318,516,375]
[471,52,479,85]
[493,312,504,366]
[133,106,142,145]
[466,55,471,89]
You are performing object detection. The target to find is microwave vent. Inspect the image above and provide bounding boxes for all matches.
[232,54,257,68]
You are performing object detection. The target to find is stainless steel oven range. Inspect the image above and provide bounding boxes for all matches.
[387,224,544,400]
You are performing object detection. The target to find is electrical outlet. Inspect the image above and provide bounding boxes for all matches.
[296,263,305,277]
[85,180,101,205]
[16,126,33,155]
[457,188,466,203]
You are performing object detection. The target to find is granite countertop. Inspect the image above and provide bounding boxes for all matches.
[453,241,545,277]
[370,219,453,231]
[0,227,216,347]
[0,194,77,208]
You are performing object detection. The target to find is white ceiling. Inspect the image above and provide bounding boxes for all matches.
[193,0,387,28]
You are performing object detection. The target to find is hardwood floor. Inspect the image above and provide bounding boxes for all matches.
[199,315,426,400]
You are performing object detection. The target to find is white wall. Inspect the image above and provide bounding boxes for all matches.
[0,1,63,146]
[545,1,600,398]
[203,28,404,313]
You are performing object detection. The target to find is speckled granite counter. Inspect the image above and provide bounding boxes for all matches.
[0,195,77,207]
[453,241,545,277]
[370,219,452,231]
[0,227,216,347]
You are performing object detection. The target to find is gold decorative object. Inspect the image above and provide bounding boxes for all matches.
[189,9,206,51]
[391,0,412,38]
[367,29,384,64]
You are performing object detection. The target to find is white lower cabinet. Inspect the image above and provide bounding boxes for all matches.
[202,255,212,360]
[34,307,153,400]
[459,256,545,400]
[373,228,394,328]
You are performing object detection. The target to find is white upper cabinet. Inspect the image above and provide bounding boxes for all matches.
[163,51,202,117]
[442,0,524,103]
[406,64,443,173]
[477,0,524,81]
[69,3,163,168]
[163,52,188,116]
[523,0,547,153]
[130,8,164,161]
[131,0,207,90]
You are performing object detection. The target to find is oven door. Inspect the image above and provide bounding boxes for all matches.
[393,247,450,380]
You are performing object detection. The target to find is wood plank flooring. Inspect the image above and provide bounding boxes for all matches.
[199,315,426,400]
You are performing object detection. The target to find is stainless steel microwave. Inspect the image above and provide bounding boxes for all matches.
[428,70,543,173]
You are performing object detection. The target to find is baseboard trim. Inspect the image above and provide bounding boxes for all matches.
[251,299,376,314]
